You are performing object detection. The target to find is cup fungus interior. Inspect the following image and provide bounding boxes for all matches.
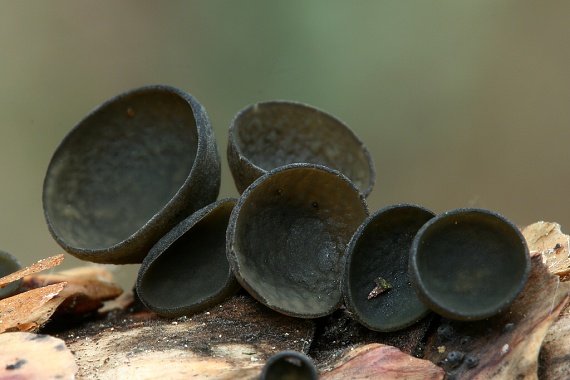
[43,87,200,254]
[228,164,368,318]
[230,101,374,195]
[410,209,530,320]
[137,199,238,317]
[344,204,434,331]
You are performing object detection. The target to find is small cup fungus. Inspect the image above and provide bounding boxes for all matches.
[409,208,530,321]
[260,351,318,380]
[343,204,435,331]
[136,198,241,318]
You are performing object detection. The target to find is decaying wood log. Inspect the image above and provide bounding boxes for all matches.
[53,294,314,379]
[0,222,569,379]
[0,255,67,333]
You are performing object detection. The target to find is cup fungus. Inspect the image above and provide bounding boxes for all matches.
[227,100,375,197]
[0,250,23,299]
[409,208,530,321]
[43,85,221,264]
[260,350,318,380]
[227,163,369,318]
[136,198,241,318]
[343,204,435,331]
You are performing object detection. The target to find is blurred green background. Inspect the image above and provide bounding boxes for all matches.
[1,2,569,289]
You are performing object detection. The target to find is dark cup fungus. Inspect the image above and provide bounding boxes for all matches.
[136,198,241,318]
[227,100,375,197]
[0,250,23,299]
[343,204,435,332]
[43,85,221,264]
[260,351,318,380]
[227,163,369,318]
[409,208,530,321]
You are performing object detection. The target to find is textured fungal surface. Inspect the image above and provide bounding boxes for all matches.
[227,101,374,196]
[410,208,530,320]
[137,198,240,317]
[227,164,369,318]
[43,85,220,264]
[344,204,435,331]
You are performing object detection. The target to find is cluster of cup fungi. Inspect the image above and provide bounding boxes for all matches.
[35,85,532,378]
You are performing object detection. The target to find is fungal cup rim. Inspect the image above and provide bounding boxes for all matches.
[409,207,531,321]
[136,197,240,317]
[227,100,375,196]
[42,85,219,263]
[226,162,369,318]
[342,203,435,331]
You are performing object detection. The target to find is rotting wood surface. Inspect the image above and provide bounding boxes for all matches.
[0,221,568,379]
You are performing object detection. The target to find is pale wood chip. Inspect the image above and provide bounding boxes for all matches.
[522,221,570,279]
[0,254,64,289]
[0,331,77,379]
[57,265,116,282]
[0,282,67,333]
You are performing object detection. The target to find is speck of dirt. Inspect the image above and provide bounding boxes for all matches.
[6,359,26,370]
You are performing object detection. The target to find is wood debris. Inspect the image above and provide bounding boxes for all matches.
[321,343,445,380]
[367,276,392,299]
[0,331,77,379]
[0,254,64,289]
[522,221,570,280]
[22,266,123,316]
[0,255,123,333]
[0,255,68,333]
[1,222,570,379]
[540,300,570,379]
[0,282,67,333]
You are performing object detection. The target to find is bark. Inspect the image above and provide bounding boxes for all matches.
[0,222,568,379]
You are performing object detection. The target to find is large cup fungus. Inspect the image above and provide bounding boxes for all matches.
[43,85,221,264]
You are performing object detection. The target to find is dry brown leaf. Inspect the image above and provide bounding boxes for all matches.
[424,256,570,379]
[0,282,67,333]
[0,254,64,289]
[522,221,570,279]
[320,343,445,380]
[23,265,123,316]
[0,331,77,379]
